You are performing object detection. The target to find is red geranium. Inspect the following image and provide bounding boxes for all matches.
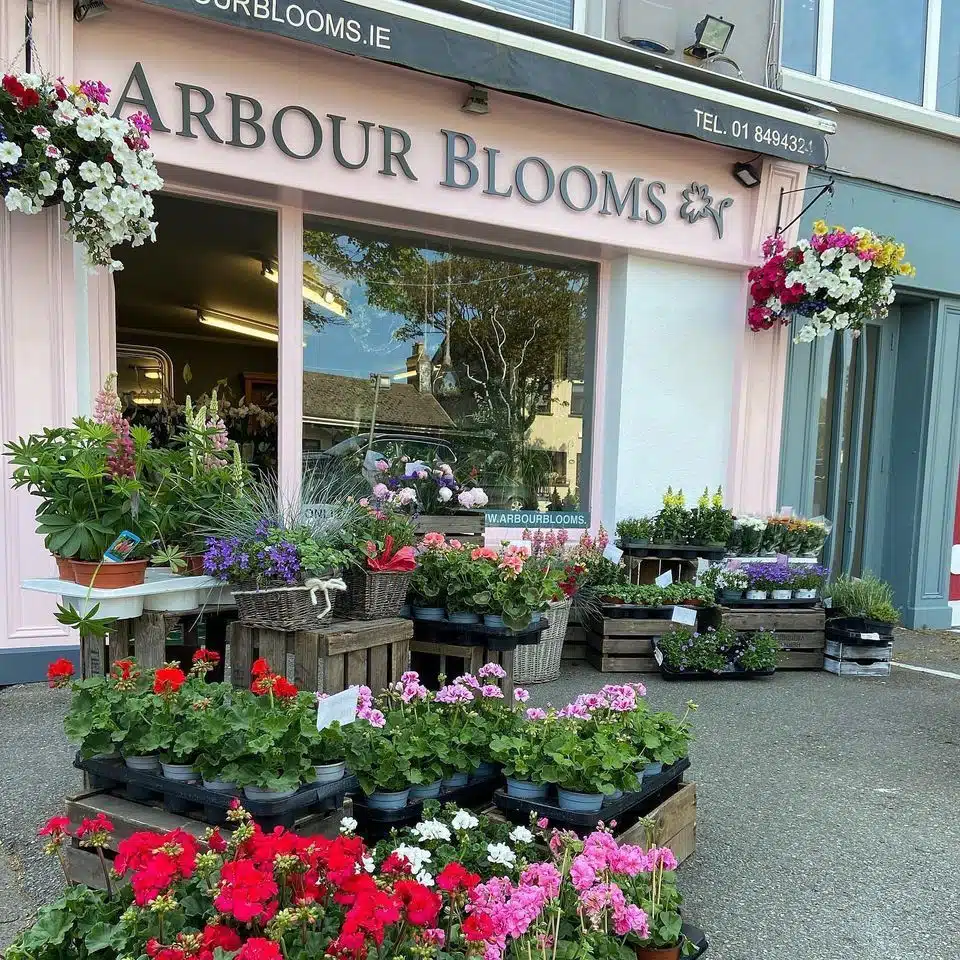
[251,657,271,678]
[2,74,25,98]
[215,859,279,923]
[192,647,221,665]
[206,827,228,854]
[462,912,496,942]
[38,815,71,840]
[46,658,75,687]
[115,829,199,905]
[199,924,243,960]
[236,938,282,960]
[153,667,186,695]
[75,813,114,847]
[273,676,298,699]
[380,851,413,876]
[437,862,480,893]
[394,878,442,927]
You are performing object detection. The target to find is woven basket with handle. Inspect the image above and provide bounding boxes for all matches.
[233,577,337,632]
[344,568,413,620]
[513,597,572,684]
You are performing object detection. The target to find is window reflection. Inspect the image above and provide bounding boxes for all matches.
[782,0,819,74]
[937,3,960,114]
[300,223,593,512]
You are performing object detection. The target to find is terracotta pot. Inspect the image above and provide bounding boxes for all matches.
[54,556,75,581]
[634,945,681,960]
[72,559,148,588]
[186,555,205,576]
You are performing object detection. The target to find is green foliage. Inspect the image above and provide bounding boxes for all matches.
[590,582,714,607]
[439,548,493,614]
[825,573,900,624]
[737,631,779,671]
[615,517,654,543]
[617,486,733,549]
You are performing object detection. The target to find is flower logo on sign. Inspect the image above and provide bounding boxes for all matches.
[679,182,734,240]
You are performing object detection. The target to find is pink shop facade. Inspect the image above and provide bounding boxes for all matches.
[0,0,834,679]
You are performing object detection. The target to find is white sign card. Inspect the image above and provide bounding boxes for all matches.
[603,544,624,564]
[655,570,674,588]
[654,647,664,666]
[860,632,880,642]
[696,558,710,576]
[778,505,795,517]
[317,686,360,731]
[404,460,428,477]
[671,605,698,626]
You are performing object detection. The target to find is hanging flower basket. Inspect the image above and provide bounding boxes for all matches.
[747,220,915,343]
[0,71,162,270]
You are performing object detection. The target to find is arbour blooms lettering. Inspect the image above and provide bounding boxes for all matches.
[191,0,392,49]
[112,63,732,234]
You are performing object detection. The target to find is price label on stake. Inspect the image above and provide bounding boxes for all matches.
[671,605,698,626]
[655,570,674,588]
[603,544,624,564]
[317,687,360,731]
[654,648,664,666]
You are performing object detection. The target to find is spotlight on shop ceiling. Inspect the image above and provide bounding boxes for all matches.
[462,86,490,115]
[262,263,347,318]
[198,309,279,343]
[732,159,762,188]
[73,0,110,22]
[684,14,734,59]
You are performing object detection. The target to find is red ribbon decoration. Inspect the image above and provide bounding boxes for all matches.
[366,535,416,572]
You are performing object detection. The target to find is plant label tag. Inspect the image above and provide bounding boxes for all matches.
[317,687,360,731]
[603,544,624,564]
[861,632,880,641]
[671,605,698,626]
[696,558,710,575]
[776,553,790,564]
[727,558,741,570]
[823,597,833,608]
[779,505,795,517]
[655,571,674,587]
[654,647,664,666]
[103,530,141,563]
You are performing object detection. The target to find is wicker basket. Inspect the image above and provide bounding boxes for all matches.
[344,568,413,620]
[233,579,336,632]
[513,597,572,684]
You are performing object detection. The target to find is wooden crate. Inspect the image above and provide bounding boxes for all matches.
[410,641,516,700]
[719,606,826,670]
[562,610,587,662]
[81,611,233,679]
[62,789,349,890]
[583,612,670,673]
[824,638,893,677]
[625,556,698,586]
[228,618,412,692]
[414,512,485,544]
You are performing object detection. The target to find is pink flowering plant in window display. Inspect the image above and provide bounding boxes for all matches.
[0,72,161,268]
[747,221,915,343]
[371,452,489,514]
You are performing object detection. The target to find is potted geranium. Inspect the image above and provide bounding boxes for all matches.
[0,71,162,269]
[485,545,562,631]
[342,709,418,810]
[409,532,450,619]
[303,711,348,785]
[444,545,495,624]
[489,711,552,800]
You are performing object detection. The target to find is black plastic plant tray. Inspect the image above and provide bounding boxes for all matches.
[75,754,356,830]
[720,597,820,609]
[681,923,709,959]
[619,542,727,561]
[825,624,895,645]
[825,615,895,638]
[411,616,548,650]
[492,758,689,831]
[659,664,776,681]
[601,604,682,620]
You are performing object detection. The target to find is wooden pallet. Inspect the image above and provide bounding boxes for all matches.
[410,641,515,700]
[823,638,893,677]
[583,611,673,673]
[228,618,412,692]
[61,789,350,889]
[719,606,825,670]
[485,781,696,866]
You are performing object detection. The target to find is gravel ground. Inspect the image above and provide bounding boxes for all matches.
[2,656,959,959]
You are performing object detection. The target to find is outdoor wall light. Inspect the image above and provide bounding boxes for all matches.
[685,14,734,59]
[73,0,110,22]
[733,159,762,188]
[462,86,490,115]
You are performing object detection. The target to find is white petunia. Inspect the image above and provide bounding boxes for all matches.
[509,826,534,844]
[100,116,128,141]
[0,141,23,165]
[412,820,452,843]
[37,172,58,198]
[362,855,375,873]
[100,201,124,225]
[82,187,107,212]
[75,115,102,141]
[53,101,80,126]
[486,842,516,867]
[451,809,479,831]
[19,72,41,90]
[61,179,75,203]
[78,160,100,183]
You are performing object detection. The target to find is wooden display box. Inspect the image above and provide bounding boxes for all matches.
[62,789,349,890]
[718,606,825,669]
[410,641,516,699]
[583,610,676,674]
[228,618,412,692]
[823,638,893,677]
[413,512,484,544]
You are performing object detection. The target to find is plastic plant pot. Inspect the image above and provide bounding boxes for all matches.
[160,762,199,782]
[243,785,299,801]
[505,777,549,800]
[366,788,411,811]
[312,762,346,784]
[771,589,793,600]
[557,788,604,813]
[72,559,149,588]
[202,778,238,792]
[412,607,445,621]
[409,781,442,801]
[124,755,161,773]
[745,590,768,600]
[643,761,664,778]
[441,772,469,790]
[447,610,481,624]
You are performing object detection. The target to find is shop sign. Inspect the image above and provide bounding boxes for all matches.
[115,63,736,238]
[138,0,828,165]
[484,511,590,529]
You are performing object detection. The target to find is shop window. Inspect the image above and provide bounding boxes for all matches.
[570,381,585,417]
[467,0,575,29]
[300,218,595,512]
[113,194,278,470]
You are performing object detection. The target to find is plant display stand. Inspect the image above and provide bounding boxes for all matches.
[227,618,412,692]
[61,789,351,889]
[718,605,826,670]
[413,511,485,545]
[823,624,894,677]
[583,606,708,674]
[620,543,724,587]
[409,641,516,700]
[562,607,588,663]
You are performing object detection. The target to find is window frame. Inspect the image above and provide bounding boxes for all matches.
[453,0,587,32]
[782,0,952,121]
